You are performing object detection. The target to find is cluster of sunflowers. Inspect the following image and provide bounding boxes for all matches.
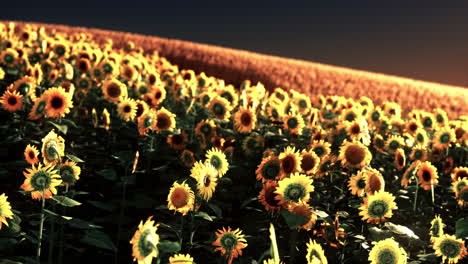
[0,22,467,264]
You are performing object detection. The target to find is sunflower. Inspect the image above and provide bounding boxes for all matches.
[421,113,435,130]
[205,148,229,177]
[306,239,328,264]
[289,203,317,231]
[218,85,239,107]
[154,107,176,132]
[43,87,73,118]
[167,133,188,150]
[413,128,429,146]
[134,100,149,120]
[409,145,427,161]
[394,148,406,170]
[138,110,156,136]
[309,140,331,159]
[364,168,385,196]
[12,76,36,98]
[433,127,456,149]
[41,130,65,165]
[102,79,127,102]
[102,108,111,131]
[0,193,14,230]
[241,133,264,155]
[167,182,195,215]
[373,134,386,153]
[451,167,468,182]
[429,215,445,243]
[278,146,302,176]
[338,140,372,169]
[208,96,233,121]
[169,254,194,264]
[416,161,439,191]
[275,173,314,205]
[452,179,468,198]
[121,64,138,82]
[359,191,396,224]
[24,144,40,165]
[117,98,137,121]
[270,87,289,103]
[0,48,18,66]
[316,155,336,179]
[59,160,81,186]
[190,161,218,200]
[385,135,405,154]
[234,106,256,133]
[368,238,407,264]
[258,181,281,212]
[405,118,421,136]
[348,171,367,197]
[283,112,305,135]
[212,227,248,264]
[76,58,91,73]
[341,107,361,122]
[433,234,467,264]
[300,150,320,176]
[195,120,216,140]
[197,91,217,106]
[1,90,23,112]
[292,93,312,115]
[180,150,196,168]
[147,85,167,107]
[434,108,449,127]
[130,216,160,264]
[457,186,468,207]
[452,121,468,145]
[20,163,62,200]
[401,161,421,188]
[256,156,283,182]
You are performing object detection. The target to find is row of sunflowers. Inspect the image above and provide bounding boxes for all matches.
[0,22,467,264]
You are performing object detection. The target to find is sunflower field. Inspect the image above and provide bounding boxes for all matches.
[0,22,467,264]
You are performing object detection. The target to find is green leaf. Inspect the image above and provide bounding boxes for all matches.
[87,200,117,212]
[46,121,68,134]
[66,153,85,163]
[194,211,213,222]
[368,226,392,242]
[52,196,81,207]
[384,222,420,240]
[157,240,181,254]
[96,169,117,181]
[81,230,116,251]
[280,208,308,229]
[44,209,73,220]
[207,203,222,218]
[455,218,468,239]
[240,197,257,209]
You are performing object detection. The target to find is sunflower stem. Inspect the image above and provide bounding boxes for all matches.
[37,194,46,264]
[57,185,69,264]
[288,229,299,263]
[47,203,56,264]
[413,177,419,212]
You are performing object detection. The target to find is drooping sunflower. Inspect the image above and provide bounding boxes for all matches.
[338,140,372,169]
[451,167,468,182]
[258,181,281,212]
[102,78,127,102]
[205,148,229,177]
[117,98,137,121]
[364,168,385,196]
[433,234,467,264]
[348,171,367,197]
[401,160,421,188]
[385,135,405,154]
[433,127,456,149]
[289,203,317,231]
[368,238,407,264]
[21,163,62,200]
[169,254,194,264]
[300,150,320,176]
[138,109,156,136]
[394,148,406,170]
[167,182,195,215]
[190,161,218,200]
[452,179,468,198]
[43,87,73,118]
[275,173,314,205]
[41,130,65,165]
[309,140,331,159]
[24,144,40,165]
[305,239,328,264]
[256,156,283,182]
[212,227,248,264]
[59,160,81,186]
[416,161,439,191]
[12,76,36,98]
[0,90,23,112]
[409,145,428,161]
[208,96,233,121]
[282,112,305,135]
[0,193,14,230]
[457,186,468,207]
[359,191,396,224]
[233,106,256,133]
[130,216,160,264]
[429,215,445,243]
[154,107,176,132]
[279,146,302,176]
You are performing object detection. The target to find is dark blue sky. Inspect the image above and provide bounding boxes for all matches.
[2,3,468,86]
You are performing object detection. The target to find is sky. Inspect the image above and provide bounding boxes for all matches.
[2,3,468,87]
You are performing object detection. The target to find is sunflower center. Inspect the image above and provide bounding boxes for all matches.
[368,200,389,218]
[103,63,113,73]
[156,115,170,130]
[210,155,222,170]
[423,117,433,128]
[284,183,306,202]
[265,186,279,207]
[137,229,155,257]
[456,171,467,180]
[416,134,424,143]
[357,178,366,189]
[240,112,252,126]
[55,46,65,56]
[299,99,307,109]
[371,111,380,122]
[59,165,75,185]
[171,188,189,208]
[182,153,193,165]
[7,96,17,106]
[422,170,431,182]
[135,104,144,118]
[31,171,52,191]
[308,250,321,263]
[455,128,465,140]
[79,79,89,89]
[414,150,423,160]
[377,249,397,264]
[50,96,64,109]
[461,188,468,202]
[431,221,441,237]
[409,123,418,131]
[143,115,153,128]
[282,155,296,174]
[202,174,212,187]
[220,233,237,250]
[212,102,226,117]
[19,83,30,94]
[389,141,399,150]
[301,155,316,172]
[345,145,365,165]
[154,91,162,100]
[107,84,121,98]
[4,54,14,64]
[262,160,281,180]
[345,112,356,122]
[171,135,183,145]
[313,146,325,157]
[287,117,298,129]
[396,154,404,167]
[440,133,450,144]
[221,91,233,103]
[439,240,461,258]
[201,124,212,136]
[45,141,59,161]
[351,125,360,134]
[202,95,210,105]
[436,114,444,123]
[28,151,35,159]
[123,105,131,113]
